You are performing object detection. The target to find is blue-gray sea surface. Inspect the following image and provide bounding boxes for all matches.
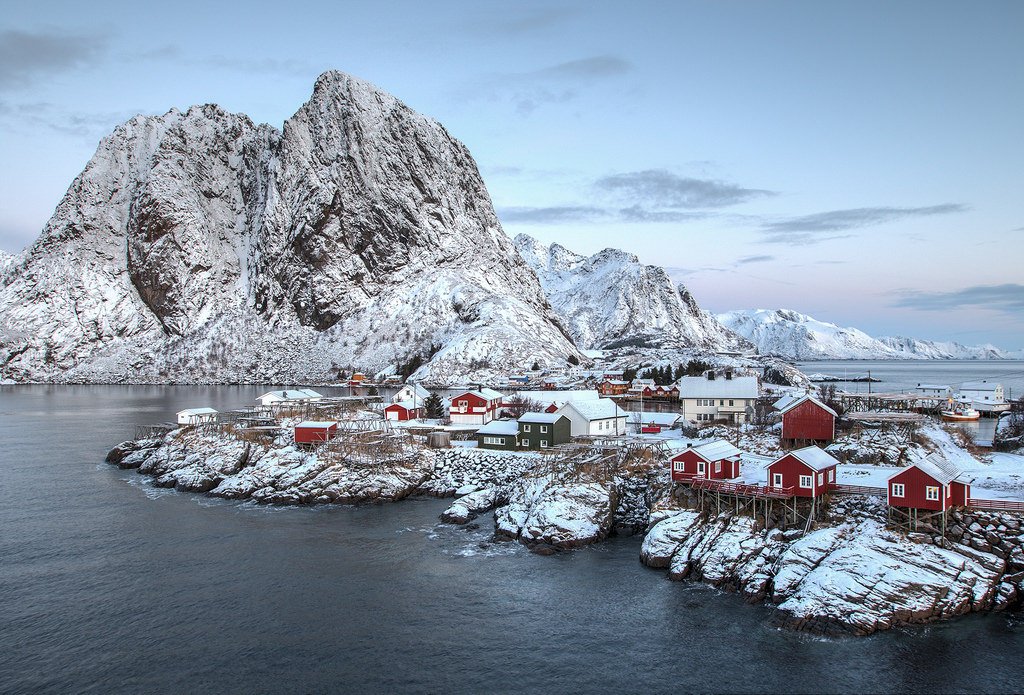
[2,384,1023,694]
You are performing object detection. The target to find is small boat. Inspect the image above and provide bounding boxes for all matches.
[941,400,980,421]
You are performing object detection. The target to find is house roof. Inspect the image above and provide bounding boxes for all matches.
[393,384,430,401]
[602,379,629,385]
[386,400,417,410]
[776,394,837,418]
[295,420,338,428]
[476,419,519,436]
[960,381,1000,392]
[915,383,950,391]
[518,412,566,424]
[676,375,759,399]
[453,388,505,401]
[631,378,656,386]
[561,399,627,421]
[772,394,800,411]
[177,407,218,416]
[258,388,323,401]
[627,411,680,426]
[889,454,968,486]
[681,439,742,462]
[777,446,838,471]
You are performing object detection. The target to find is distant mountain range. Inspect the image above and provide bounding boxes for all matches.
[717,308,1022,361]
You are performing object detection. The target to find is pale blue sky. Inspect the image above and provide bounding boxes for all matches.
[1,1,1022,347]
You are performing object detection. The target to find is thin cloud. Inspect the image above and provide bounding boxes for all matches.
[892,284,1024,314]
[761,232,854,245]
[764,204,967,234]
[467,7,582,35]
[595,169,774,209]
[497,206,608,224]
[618,205,710,223]
[533,56,632,80]
[0,101,142,139]
[0,30,107,89]
[737,255,774,264]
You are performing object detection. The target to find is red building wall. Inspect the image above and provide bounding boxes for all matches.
[766,454,835,497]
[888,467,970,511]
[384,405,418,421]
[670,450,740,481]
[782,401,835,443]
[294,424,338,444]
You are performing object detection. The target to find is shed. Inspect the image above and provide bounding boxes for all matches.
[766,446,838,497]
[176,407,218,425]
[475,419,519,450]
[294,420,338,445]
[257,389,324,406]
[517,412,571,450]
[385,400,420,421]
[887,455,971,511]
[776,394,837,446]
[670,439,742,481]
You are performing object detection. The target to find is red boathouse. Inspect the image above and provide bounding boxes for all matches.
[887,455,970,511]
[671,439,743,481]
[384,401,420,421]
[766,446,838,498]
[294,420,338,445]
[775,394,837,447]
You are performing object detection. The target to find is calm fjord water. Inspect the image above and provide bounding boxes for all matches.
[2,383,1023,694]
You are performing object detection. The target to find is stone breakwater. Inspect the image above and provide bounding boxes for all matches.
[108,429,1024,635]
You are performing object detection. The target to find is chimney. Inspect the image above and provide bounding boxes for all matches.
[686,442,692,448]
[725,370,733,380]
[706,370,715,381]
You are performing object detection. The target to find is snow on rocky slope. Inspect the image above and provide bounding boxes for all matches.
[0,71,584,384]
[515,233,750,352]
[718,308,1018,360]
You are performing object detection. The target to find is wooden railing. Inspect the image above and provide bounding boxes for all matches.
[690,477,795,499]
[830,484,886,496]
[968,498,1024,512]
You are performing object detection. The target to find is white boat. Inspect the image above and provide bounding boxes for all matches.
[941,401,980,422]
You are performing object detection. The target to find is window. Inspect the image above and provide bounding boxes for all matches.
[483,436,504,445]
[926,486,939,501]
[799,475,812,488]
[523,424,531,432]
[714,461,721,473]
[540,440,548,448]
[828,469,835,482]
[540,425,548,433]
[729,400,734,406]
[817,473,823,485]
[772,473,783,487]
[719,400,724,406]
[947,485,951,498]
[891,483,904,497]
[697,461,706,475]
[521,438,530,447]
[673,460,684,471]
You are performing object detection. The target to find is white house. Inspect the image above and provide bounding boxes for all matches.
[256,388,324,407]
[557,399,627,436]
[915,383,952,398]
[176,407,218,425]
[449,388,505,425]
[392,383,431,405]
[958,381,1005,404]
[677,372,759,423]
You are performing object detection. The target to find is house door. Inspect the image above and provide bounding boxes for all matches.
[772,473,783,488]
[697,461,706,476]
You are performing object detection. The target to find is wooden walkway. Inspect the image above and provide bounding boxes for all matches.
[968,498,1024,512]
[689,477,795,499]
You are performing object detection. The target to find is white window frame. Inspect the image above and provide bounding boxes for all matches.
[540,439,548,448]
[673,460,684,471]
[772,473,783,487]
[521,438,530,447]
[729,399,734,406]
[817,473,824,485]
[483,436,505,445]
[891,483,905,498]
[828,469,835,482]
[926,486,940,501]
[523,424,531,432]
[714,461,722,473]
[697,461,706,475]
[540,425,548,433]
[799,475,812,489]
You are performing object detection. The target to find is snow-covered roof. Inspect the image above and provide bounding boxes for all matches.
[386,400,417,410]
[476,419,519,436]
[454,388,505,401]
[626,411,680,426]
[676,375,758,399]
[781,446,838,471]
[258,388,323,401]
[686,439,742,462]
[775,394,837,418]
[561,399,627,421]
[890,454,968,486]
[602,379,629,385]
[915,383,950,391]
[518,412,566,424]
[392,383,430,401]
[295,420,337,428]
[177,407,218,416]
[960,381,1000,392]
[631,378,655,386]
[772,394,800,411]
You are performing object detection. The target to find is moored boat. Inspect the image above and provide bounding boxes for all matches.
[940,401,980,421]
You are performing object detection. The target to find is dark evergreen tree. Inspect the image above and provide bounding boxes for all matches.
[423,392,444,419]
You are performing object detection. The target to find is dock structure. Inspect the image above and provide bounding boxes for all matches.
[837,392,946,415]
[687,477,803,528]
[842,411,925,445]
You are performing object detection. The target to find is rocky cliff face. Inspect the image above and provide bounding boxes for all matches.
[0,72,583,384]
[514,233,750,352]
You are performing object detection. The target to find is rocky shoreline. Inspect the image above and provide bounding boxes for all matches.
[107,426,1024,636]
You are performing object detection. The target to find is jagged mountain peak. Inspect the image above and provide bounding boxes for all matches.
[513,233,749,352]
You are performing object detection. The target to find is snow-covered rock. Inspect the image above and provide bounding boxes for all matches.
[494,473,616,548]
[0,71,584,384]
[515,233,749,352]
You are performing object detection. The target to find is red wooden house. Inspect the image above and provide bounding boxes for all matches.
[294,420,338,445]
[775,394,837,447]
[598,380,629,396]
[449,388,504,425]
[887,455,971,512]
[384,401,420,421]
[670,440,743,481]
[766,446,838,498]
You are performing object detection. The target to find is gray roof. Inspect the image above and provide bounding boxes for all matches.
[676,375,758,399]
[295,420,337,428]
[889,454,967,486]
[258,388,323,401]
[454,388,505,401]
[518,412,566,424]
[781,446,838,472]
[476,419,519,436]
[686,439,742,462]
[561,399,627,421]
[776,394,837,418]
[177,407,218,416]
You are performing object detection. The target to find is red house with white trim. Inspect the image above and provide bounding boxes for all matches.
[294,420,338,445]
[775,394,837,447]
[449,388,504,425]
[766,446,838,498]
[384,401,420,421]
[670,440,742,481]
[887,455,971,511]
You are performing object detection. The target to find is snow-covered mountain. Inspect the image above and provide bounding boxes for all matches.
[0,250,16,280]
[514,234,750,352]
[0,71,584,384]
[718,309,1020,360]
